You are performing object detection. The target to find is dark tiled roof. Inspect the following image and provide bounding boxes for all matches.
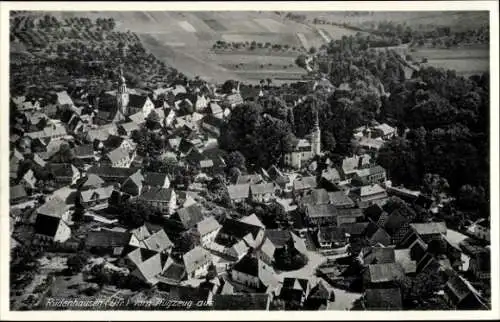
[143,172,169,187]
[218,218,262,240]
[306,204,338,219]
[265,230,293,248]
[86,229,131,248]
[328,191,355,208]
[128,94,149,109]
[139,187,175,202]
[339,222,370,236]
[318,227,346,243]
[175,204,204,229]
[10,184,27,200]
[365,287,402,310]
[87,166,139,181]
[362,246,396,264]
[303,189,330,205]
[34,214,60,237]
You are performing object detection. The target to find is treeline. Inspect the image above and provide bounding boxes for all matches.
[212,40,305,53]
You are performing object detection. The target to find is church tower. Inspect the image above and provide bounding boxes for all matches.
[117,67,129,117]
[311,109,321,156]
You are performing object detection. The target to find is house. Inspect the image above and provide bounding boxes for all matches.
[129,224,174,254]
[320,167,341,187]
[128,249,169,285]
[209,102,224,119]
[280,277,311,305]
[157,259,187,286]
[212,293,271,310]
[142,172,170,189]
[20,169,37,190]
[47,163,80,186]
[72,144,95,163]
[467,218,490,242]
[341,154,371,180]
[337,208,364,226]
[409,222,447,243]
[358,246,395,266]
[127,94,155,117]
[195,216,221,246]
[138,187,177,215]
[305,204,338,226]
[101,147,134,168]
[365,224,392,247]
[87,166,140,184]
[352,165,387,186]
[328,191,356,208]
[86,228,131,255]
[364,287,403,310]
[301,189,330,206]
[170,203,205,231]
[317,226,347,251]
[444,273,489,310]
[202,115,224,137]
[226,184,250,204]
[225,93,244,108]
[121,171,144,196]
[183,246,212,279]
[292,176,317,196]
[55,90,74,111]
[383,211,411,245]
[363,263,405,288]
[231,253,279,293]
[26,125,68,140]
[351,184,388,208]
[10,184,28,205]
[79,185,114,210]
[199,159,214,175]
[216,218,265,250]
[305,279,333,309]
[250,183,276,203]
[10,150,24,180]
[264,229,308,259]
[240,213,266,229]
[468,249,490,281]
[33,197,72,243]
[372,123,397,140]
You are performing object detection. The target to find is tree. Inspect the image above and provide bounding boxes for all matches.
[145,110,160,129]
[295,54,308,69]
[67,253,89,275]
[422,173,450,203]
[221,80,237,94]
[225,151,246,172]
[274,244,308,271]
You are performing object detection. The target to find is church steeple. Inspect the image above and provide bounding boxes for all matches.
[311,105,321,156]
[116,66,129,120]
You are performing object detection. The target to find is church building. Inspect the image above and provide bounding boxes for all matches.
[283,110,322,169]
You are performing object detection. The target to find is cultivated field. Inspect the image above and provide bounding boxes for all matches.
[411,46,489,77]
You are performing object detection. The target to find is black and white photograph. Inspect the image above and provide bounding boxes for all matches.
[1,1,498,319]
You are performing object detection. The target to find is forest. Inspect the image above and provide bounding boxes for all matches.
[219,35,490,222]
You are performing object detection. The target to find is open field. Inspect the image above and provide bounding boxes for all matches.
[411,46,489,76]
[36,11,332,84]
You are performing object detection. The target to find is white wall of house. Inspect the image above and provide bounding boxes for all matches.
[201,229,219,246]
[54,221,71,242]
[232,270,260,288]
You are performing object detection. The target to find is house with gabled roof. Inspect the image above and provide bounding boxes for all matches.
[129,250,169,286]
[47,163,80,186]
[129,224,174,254]
[279,277,312,305]
[121,171,144,196]
[231,253,279,293]
[86,227,131,256]
[444,273,489,310]
[170,203,205,231]
[305,204,338,226]
[87,166,140,184]
[226,184,250,204]
[363,262,405,289]
[409,222,447,243]
[72,143,96,163]
[183,246,213,279]
[78,185,114,210]
[250,183,276,203]
[33,197,72,243]
[20,169,37,190]
[292,176,317,196]
[194,216,221,247]
[10,184,28,205]
[138,187,177,215]
[100,147,134,168]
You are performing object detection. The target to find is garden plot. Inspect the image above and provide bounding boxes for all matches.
[254,18,288,33]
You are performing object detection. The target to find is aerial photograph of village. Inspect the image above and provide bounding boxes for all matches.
[7,8,492,312]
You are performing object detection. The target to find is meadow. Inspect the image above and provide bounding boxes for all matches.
[411,46,489,77]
